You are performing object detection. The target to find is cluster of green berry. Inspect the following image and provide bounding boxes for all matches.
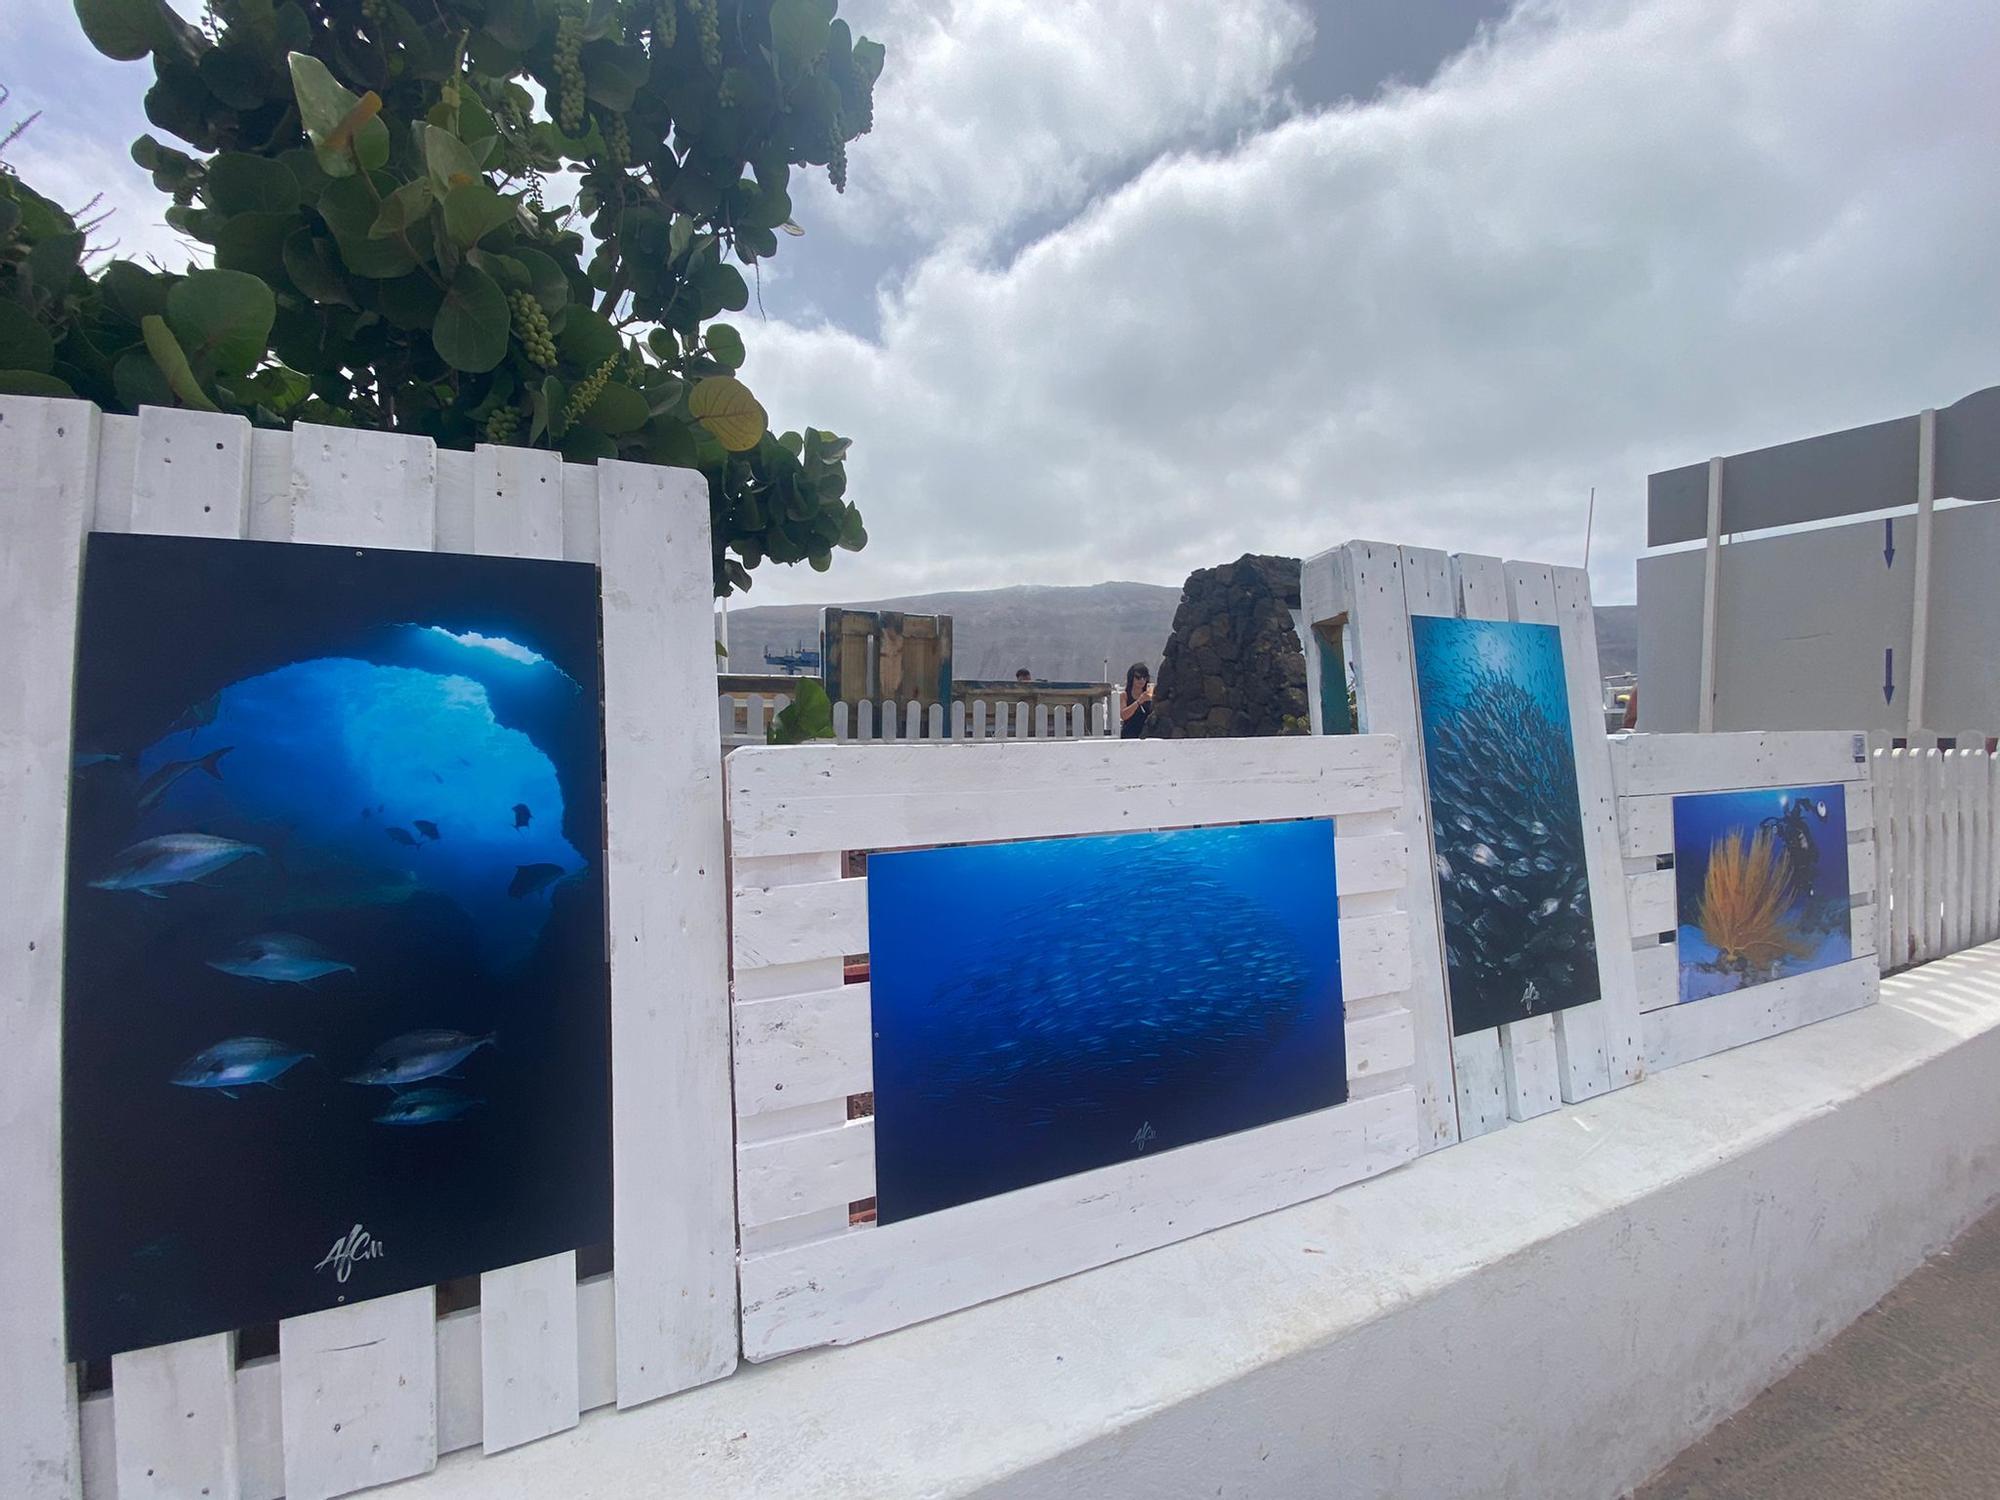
[828,137,847,193]
[554,7,586,135]
[655,0,677,51]
[563,356,619,426]
[508,290,557,367]
[691,0,720,70]
[602,112,631,169]
[483,405,521,443]
[718,73,738,108]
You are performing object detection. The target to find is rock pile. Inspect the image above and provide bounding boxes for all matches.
[1145,554,1308,738]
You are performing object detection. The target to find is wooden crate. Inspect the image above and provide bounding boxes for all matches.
[725,734,1425,1361]
[1609,731,1880,1072]
[0,399,737,1500]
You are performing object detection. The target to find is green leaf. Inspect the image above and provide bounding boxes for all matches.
[417,122,481,194]
[165,269,276,378]
[688,375,766,451]
[556,307,621,369]
[509,247,569,312]
[0,369,75,397]
[281,228,357,305]
[374,272,445,330]
[319,174,427,276]
[198,44,270,110]
[581,0,619,41]
[769,0,835,85]
[101,261,172,322]
[838,503,867,550]
[287,52,389,177]
[705,322,745,370]
[369,178,435,238]
[768,678,835,744]
[442,182,518,249]
[210,211,296,285]
[141,315,221,411]
[0,303,56,375]
[202,153,301,214]
[581,41,648,111]
[73,0,174,61]
[431,264,509,372]
[480,0,539,51]
[559,426,618,462]
[579,381,649,434]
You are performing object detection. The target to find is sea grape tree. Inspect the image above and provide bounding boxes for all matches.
[53,0,882,591]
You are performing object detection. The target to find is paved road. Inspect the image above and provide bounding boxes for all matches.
[1637,1201,2000,1498]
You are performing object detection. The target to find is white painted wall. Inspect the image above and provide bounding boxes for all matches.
[366,942,2000,1500]
[1638,501,2000,733]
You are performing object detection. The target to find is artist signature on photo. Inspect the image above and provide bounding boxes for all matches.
[314,1224,386,1283]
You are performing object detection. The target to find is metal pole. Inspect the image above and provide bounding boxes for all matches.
[1908,407,1938,736]
[1696,457,1723,733]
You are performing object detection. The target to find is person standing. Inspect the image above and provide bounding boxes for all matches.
[1120,662,1154,739]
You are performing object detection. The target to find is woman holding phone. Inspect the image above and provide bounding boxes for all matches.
[1120,662,1154,740]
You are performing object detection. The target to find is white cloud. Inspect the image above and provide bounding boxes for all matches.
[744,0,2000,606]
[801,0,1313,249]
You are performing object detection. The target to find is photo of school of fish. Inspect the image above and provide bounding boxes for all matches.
[60,532,610,1361]
[1410,616,1602,1036]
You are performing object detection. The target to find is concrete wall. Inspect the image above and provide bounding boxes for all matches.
[1638,502,2000,733]
[377,944,2000,1500]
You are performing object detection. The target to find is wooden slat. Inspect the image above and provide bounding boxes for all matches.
[1347,1007,1416,1082]
[432,447,475,552]
[725,734,1401,858]
[1450,1032,1508,1138]
[729,832,1410,975]
[279,1292,437,1500]
[1633,940,1680,1012]
[1499,1013,1561,1121]
[110,1336,241,1499]
[1341,912,1414,1003]
[737,1119,877,1228]
[738,1087,1419,1361]
[269,426,442,1497]
[286,423,437,550]
[1616,731,1865,799]
[598,460,738,1407]
[478,1254,580,1454]
[1627,867,1676,937]
[131,406,252,537]
[1643,957,1879,1072]
[1319,541,1460,1150]
[434,1306,481,1458]
[246,428,294,542]
[235,1358,282,1500]
[734,985,873,1115]
[457,441,581,1455]
[106,396,259,1500]
[0,396,98,1500]
[89,411,137,533]
[1546,564,1642,1096]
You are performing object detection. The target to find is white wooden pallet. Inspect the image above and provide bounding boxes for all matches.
[1609,730,1881,1072]
[1871,746,2000,973]
[1300,543,1644,1145]
[0,399,737,1500]
[725,733,1425,1361]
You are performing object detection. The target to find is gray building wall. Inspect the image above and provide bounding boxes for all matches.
[1637,503,1998,733]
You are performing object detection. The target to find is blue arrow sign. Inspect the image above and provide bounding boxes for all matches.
[1884,518,1896,567]
[1883,648,1895,705]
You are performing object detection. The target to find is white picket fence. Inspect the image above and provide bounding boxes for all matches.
[1873,747,2000,972]
[719,692,1118,748]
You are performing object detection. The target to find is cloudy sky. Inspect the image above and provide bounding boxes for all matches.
[9,0,1998,605]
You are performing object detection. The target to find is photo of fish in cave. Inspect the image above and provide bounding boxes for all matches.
[1409,615,1601,1037]
[866,820,1346,1225]
[1672,785,1852,1004]
[61,532,610,1362]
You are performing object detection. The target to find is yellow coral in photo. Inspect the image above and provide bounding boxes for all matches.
[1698,827,1813,973]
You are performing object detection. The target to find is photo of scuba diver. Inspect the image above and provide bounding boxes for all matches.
[1671,784,1854,1004]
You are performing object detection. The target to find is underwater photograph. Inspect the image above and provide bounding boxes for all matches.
[1672,785,1853,1004]
[62,532,610,1361]
[1409,615,1601,1037]
[866,820,1346,1225]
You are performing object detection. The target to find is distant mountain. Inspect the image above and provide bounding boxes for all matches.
[727,584,1640,686]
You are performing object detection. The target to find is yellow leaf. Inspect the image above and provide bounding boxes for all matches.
[326,92,384,156]
[688,375,767,452]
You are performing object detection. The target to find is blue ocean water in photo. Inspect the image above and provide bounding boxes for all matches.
[1673,784,1852,1003]
[62,533,610,1362]
[1409,615,1601,1035]
[867,820,1346,1224]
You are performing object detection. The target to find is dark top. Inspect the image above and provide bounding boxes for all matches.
[1121,699,1151,739]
